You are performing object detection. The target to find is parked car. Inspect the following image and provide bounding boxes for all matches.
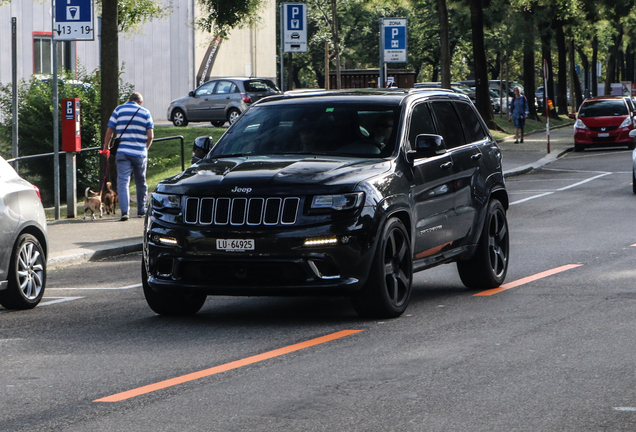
[167,78,281,127]
[569,96,636,152]
[460,80,523,98]
[143,89,510,318]
[0,156,48,310]
[413,82,500,112]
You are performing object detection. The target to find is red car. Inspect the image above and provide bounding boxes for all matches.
[571,96,636,152]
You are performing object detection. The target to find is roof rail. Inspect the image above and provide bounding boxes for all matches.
[408,88,455,94]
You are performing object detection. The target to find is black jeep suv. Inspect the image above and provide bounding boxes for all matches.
[142,89,509,318]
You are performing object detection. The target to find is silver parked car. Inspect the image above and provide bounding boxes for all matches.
[167,77,281,127]
[0,156,47,310]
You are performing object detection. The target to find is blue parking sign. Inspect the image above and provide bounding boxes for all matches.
[283,3,307,52]
[384,26,406,50]
[381,18,407,63]
[287,4,304,31]
[55,0,92,22]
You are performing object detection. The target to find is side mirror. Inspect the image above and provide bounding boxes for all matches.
[407,134,446,163]
[189,90,195,97]
[191,136,214,163]
[629,130,636,138]
[568,113,576,119]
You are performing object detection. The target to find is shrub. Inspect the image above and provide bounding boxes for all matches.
[0,69,134,207]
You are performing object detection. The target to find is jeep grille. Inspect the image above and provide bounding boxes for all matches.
[184,197,300,226]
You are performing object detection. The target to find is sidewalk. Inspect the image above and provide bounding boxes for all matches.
[46,124,574,268]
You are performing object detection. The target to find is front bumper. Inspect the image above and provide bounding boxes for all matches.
[143,211,378,296]
[574,126,633,146]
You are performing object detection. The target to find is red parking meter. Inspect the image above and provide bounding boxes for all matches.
[62,98,81,152]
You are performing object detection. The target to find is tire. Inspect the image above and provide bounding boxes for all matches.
[227,109,241,125]
[171,108,188,127]
[628,142,636,151]
[351,217,413,318]
[0,234,46,310]
[457,199,509,289]
[632,170,636,195]
[574,144,584,152]
[142,262,206,316]
[211,121,225,127]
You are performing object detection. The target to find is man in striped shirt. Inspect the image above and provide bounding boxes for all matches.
[103,92,154,221]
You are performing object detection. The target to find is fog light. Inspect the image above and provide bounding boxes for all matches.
[304,237,338,246]
[158,236,178,246]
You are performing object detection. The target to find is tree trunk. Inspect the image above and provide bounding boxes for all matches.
[605,29,623,95]
[100,0,119,189]
[437,0,451,89]
[522,8,537,119]
[592,36,598,97]
[569,39,582,111]
[555,20,567,115]
[468,0,494,127]
[576,46,589,98]
[539,21,559,119]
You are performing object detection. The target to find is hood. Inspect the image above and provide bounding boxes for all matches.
[169,95,192,106]
[580,116,629,127]
[156,156,391,196]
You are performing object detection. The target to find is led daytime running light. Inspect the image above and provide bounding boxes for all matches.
[304,237,338,246]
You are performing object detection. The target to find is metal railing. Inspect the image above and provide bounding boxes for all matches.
[6,135,186,172]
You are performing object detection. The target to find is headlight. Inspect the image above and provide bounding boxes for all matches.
[151,193,180,210]
[574,119,587,130]
[311,192,364,211]
[620,117,632,128]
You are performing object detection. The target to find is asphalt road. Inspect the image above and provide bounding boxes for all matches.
[2,147,636,431]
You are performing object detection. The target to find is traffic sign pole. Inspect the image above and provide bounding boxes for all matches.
[544,59,550,154]
[51,0,95,219]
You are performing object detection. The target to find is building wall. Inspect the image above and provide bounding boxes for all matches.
[0,0,277,121]
[194,0,277,82]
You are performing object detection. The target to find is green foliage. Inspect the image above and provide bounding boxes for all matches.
[196,0,262,38]
[0,70,134,207]
[94,0,172,33]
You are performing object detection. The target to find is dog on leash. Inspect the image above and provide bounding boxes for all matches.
[102,182,118,215]
[83,187,103,220]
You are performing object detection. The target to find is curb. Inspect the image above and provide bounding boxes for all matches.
[48,239,143,268]
[503,147,572,178]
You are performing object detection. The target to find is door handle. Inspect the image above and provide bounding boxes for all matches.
[440,161,453,170]
[471,153,483,160]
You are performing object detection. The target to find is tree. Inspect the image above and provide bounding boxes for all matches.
[437,0,451,89]
[468,0,495,127]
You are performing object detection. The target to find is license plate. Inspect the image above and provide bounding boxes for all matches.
[216,239,254,251]
[598,133,610,137]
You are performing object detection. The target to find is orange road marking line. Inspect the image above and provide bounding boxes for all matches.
[473,264,582,297]
[94,329,363,403]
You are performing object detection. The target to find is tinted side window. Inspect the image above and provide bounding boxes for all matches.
[407,103,436,149]
[431,101,465,148]
[454,102,487,143]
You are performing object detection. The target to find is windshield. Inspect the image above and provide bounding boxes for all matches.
[579,100,628,117]
[209,103,402,158]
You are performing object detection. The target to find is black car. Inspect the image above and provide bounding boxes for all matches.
[143,89,509,318]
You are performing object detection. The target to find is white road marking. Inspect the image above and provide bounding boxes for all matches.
[46,283,142,291]
[39,297,84,306]
[614,407,636,412]
[510,171,612,206]
[0,296,83,313]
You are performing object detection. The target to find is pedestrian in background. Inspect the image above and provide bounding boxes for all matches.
[509,86,529,143]
[103,92,154,221]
